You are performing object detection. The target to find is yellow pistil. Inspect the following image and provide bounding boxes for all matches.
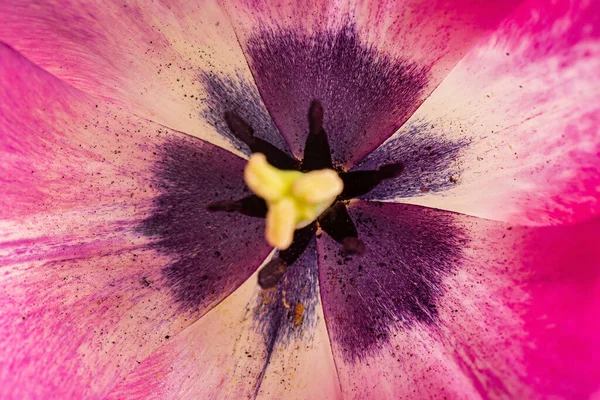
[244,153,343,250]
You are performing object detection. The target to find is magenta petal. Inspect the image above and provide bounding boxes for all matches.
[318,200,600,398]
[106,241,342,399]
[223,0,521,167]
[0,1,274,148]
[0,44,271,398]
[362,0,600,225]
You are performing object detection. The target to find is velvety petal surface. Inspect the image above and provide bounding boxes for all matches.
[0,0,289,153]
[317,200,600,399]
[0,44,271,399]
[106,241,342,400]
[222,0,522,168]
[357,0,600,225]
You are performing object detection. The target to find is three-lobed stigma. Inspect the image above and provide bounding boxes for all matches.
[244,153,343,250]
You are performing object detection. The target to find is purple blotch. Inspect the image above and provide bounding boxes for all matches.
[245,24,429,167]
[199,71,291,155]
[254,239,320,341]
[352,122,469,199]
[252,239,320,394]
[318,202,466,362]
[140,137,271,313]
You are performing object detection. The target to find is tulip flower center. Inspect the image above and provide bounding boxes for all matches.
[208,100,404,288]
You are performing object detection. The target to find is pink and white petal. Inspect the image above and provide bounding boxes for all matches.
[357,0,600,225]
[318,200,600,399]
[0,0,286,152]
[222,0,522,167]
[0,44,271,399]
[106,242,342,400]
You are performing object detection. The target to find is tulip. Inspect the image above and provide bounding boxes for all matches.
[0,0,598,398]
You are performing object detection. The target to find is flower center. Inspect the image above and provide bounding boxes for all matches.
[207,100,404,288]
[244,153,343,249]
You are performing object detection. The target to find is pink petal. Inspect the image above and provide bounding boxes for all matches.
[106,242,342,399]
[357,0,600,225]
[222,0,522,168]
[0,43,271,398]
[318,200,600,398]
[0,0,285,151]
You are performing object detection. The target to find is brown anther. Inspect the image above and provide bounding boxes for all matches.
[343,237,366,255]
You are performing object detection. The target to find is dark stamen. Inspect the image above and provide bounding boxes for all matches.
[206,195,267,218]
[224,112,299,170]
[258,258,287,289]
[302,100,333,171]
[318,202,365,255]
[377,163,405,180]
[224,111,255,145]
[308,99,324,133]
[339,162,404,200]
[258,223,316,289]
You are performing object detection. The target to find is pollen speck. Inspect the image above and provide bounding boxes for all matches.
[293,302,304,327]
